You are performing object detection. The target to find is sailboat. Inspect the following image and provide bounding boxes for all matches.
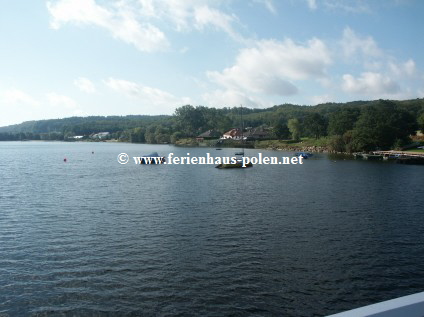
[216,105,253,169]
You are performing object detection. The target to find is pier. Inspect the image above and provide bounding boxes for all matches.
[353,151,424,164]
[372,150,424,158]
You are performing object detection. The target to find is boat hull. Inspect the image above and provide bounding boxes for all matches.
[215,162,253,168]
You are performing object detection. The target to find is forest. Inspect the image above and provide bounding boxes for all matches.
[1,99,423,153]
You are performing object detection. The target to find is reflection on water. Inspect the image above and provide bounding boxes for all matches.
[0,142,423,316]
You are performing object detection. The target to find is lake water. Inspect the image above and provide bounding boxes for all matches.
[1,141,423,316]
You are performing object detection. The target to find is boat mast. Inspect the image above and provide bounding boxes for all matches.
[240,104,244,154]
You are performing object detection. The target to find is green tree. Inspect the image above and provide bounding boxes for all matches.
[418,113,424,133]
[272,119,290,140]
[304,113,327,139]
[144,125,157,144]
[351,101,417,151]
[154,125,171,143]
[174,105,206,136]
[130,127,145,143]
[170,131,183,144]
[288,118,301,141]
[328,135,345,153]
[328,108,360,136]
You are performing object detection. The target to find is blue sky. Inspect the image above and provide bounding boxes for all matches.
[0,0,423,127]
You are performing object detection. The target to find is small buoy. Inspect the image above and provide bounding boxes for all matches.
[92,151,94,154]
[64,158,67,162]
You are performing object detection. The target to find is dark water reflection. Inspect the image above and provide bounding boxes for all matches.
[0,142,423,316]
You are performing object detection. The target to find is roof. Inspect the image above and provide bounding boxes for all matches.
[244,127,269,137]
[197,129,221,138]
[223,128,242,137]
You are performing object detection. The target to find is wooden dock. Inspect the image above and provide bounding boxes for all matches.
[372,150,424,158]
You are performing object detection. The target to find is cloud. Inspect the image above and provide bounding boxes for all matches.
[139,0,157,18]
[340,27,418,80]
[306,0,317,10]
[194,6,241,41]
[0,89,40,127]
[303,0,373,13]
[0,90,86,126]
[342,72,400,96]
[138,0,223,30]
[46,92,86,116]
[103,77,191,112]
[143,0,245,40]
[47,0,169,52]
[253,0,277,14]
[207,37,331,97]
[47,0,247,50]
[46,92,79,109]
[341,27,381,59]
[337,27,421,99]
[74,77,96,93]
[1,89,39,106]
[388,59,416,77]
[310,94,333,105]
[202,89,266,108]
[324,0,371,13]
[139,0,202,31]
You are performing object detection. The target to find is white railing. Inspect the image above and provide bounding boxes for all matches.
[327,291,424,317]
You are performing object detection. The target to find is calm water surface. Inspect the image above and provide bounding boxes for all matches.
[0,141,423,316]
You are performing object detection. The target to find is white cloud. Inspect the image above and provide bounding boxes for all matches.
[202,89,266,108]
[337,27,422,99]
[194,6,241,41]
[339,27,418,82]
[46,92,86,116]
[137,0,247,41]
[207,37,331,96]
[139,0,157,18]
[74,77,96,93]
[139,0,222,30]
[47,0,110,29]
[310,94,333,105]
[306,0,317,10]
[1,89,39,106]
[138,0,199,31]
[47,0,246,50]
[388,59,416,77]
[342,72,400,96]
[324,0,371,13]
[46,92,79,110]
[341,27,381,59]
[47,0,169,52]
[0,89,40,127]
[0,90,85,126]
[303,0,372,13]
[104,77,191,112]
[253,0,277,14]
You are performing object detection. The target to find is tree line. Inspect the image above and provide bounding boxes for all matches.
[1,99,423,152]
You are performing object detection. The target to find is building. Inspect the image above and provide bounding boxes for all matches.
[243,127,270,140]
[196,130,221,142]
[91,132,110,139]
[221,128,243,140]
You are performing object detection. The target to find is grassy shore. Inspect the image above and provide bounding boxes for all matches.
[254,138,330,150]
[175,137,424,154]
[404,148,424,153]
[176,137,332,152]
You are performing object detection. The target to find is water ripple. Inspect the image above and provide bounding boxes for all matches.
[0,143,423,316]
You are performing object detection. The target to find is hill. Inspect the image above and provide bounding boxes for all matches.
[1,99,423,152]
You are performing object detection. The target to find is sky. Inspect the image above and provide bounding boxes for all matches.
[0,0,423,127]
